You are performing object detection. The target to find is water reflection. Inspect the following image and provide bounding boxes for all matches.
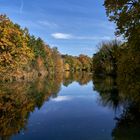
[92,75,140,140]
[93,75,122,111]
[112,103,140,140]
[0,76,61,140]
[63,71,92,87]
[0,72,140,140]
[0,72,92,139]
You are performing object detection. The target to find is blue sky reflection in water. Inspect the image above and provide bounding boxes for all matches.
[13,81,121,140]
[0,0,116,56]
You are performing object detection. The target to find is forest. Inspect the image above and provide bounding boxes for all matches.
[0,15,92,82]
[92,0,140,98]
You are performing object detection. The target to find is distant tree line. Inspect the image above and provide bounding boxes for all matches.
[62,54,92,72]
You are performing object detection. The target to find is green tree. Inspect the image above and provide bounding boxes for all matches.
[92,40,121,75]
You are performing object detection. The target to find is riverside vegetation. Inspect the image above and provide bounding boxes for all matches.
[92,0,140,107]
[92,1,140,139]
[1,0,140,83]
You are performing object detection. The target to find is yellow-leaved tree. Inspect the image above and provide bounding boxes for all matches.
[0,15,34,76]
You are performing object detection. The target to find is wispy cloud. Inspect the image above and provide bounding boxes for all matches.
[74,36,112,40]
[20,0,24,14]
[38,20,58,28]
[51,32,112,40]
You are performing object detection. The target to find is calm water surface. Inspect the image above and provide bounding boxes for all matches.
[14,82,119,140]
[0,72,139,140]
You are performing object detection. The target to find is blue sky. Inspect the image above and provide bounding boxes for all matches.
[0,0,116,56]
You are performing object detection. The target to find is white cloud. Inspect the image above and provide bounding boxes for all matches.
[51,32,112,40]
[51,96,72,102]
[51,33,72,39]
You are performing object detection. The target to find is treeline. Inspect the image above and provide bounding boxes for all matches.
[92,38,140,84]
[62,54,92,72]
[92,0,140,96]
[0,15,92,82]
[0,15,63,81]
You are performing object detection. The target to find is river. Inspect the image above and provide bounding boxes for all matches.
[0,72,139,140]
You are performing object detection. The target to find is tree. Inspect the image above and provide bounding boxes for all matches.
[0,15,34,74]
[104,1,140,95]
[78,54,92,71]
[92,40,121,75]
[104,0,140,42]
[51,47,63,73]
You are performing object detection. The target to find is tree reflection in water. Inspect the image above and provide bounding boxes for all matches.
[0,72,140,140]
[0,72,92,140]
[92,74,140,140]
